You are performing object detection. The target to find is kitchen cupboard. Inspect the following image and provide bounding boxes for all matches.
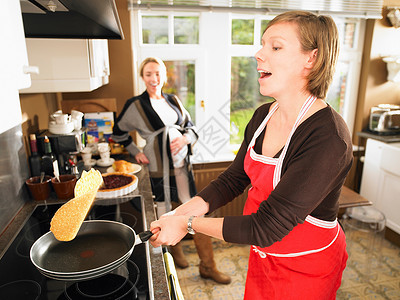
[2,1,31,90]
[360,138,400,235]
[1,0,31,134]
[20,39,110,93]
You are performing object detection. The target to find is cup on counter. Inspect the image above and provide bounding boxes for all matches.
[71,110,84,130]
[26,176,52,201]
[71,110,84,120]
[72,118,82,130]
[97,142,110,152]
[99,150,111,162]
[98,142,111,162]
[81,147,93,166]
[52,113,71,125]
[51,175,77,200]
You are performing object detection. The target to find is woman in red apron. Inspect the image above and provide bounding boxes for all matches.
[242,96,348,299]
[150,11,352,299]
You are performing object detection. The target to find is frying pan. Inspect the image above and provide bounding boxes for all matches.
[30,220,153,281]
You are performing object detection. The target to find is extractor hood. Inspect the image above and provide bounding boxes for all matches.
[20,0,124,39]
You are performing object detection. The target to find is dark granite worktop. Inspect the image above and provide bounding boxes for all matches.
[357,130,400,143]
[0,155,170,300]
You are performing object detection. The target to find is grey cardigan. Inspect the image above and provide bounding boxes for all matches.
[112,91,198,205]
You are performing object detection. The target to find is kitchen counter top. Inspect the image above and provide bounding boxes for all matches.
[0,155,170,300]
[339,186,371,209]
[357,130,400,143]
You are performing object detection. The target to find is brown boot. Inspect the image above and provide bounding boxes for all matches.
[169,242,189,269]
[193,233,231,284]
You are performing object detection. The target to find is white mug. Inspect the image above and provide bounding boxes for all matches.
[81,147,92,154]
[71,110,84,120]
[81,152,92,165]
[97,142,110,152]
[54,114,71,124]
[99,150,110,162]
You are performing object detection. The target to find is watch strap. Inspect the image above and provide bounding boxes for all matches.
[187,215,196,235]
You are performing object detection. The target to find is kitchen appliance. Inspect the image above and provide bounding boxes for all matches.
[36,129,86,174]
[20,0,124,39]
[0,197,151,299]
[369,104,400,134]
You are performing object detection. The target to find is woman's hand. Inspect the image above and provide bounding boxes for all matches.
[170,136,188,156]
[151,214,225,245]
[135,152,149,164]
[150,215,188,247]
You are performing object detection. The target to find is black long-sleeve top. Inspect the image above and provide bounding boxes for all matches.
[197,102,353,248]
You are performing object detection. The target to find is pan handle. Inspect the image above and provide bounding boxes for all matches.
[135,230,153,245]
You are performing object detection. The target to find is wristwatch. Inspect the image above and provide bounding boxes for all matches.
[187,216,196,235]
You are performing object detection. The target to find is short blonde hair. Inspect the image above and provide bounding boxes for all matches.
[265,11,339,99]
[139,57,167,83]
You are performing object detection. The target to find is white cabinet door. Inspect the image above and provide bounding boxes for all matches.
[90,39,110,78]
[360,139,400,234]
[1,0,31,90]
[376,169,400,234]
[0,0,31,134]
[20,39,109,93]
[359,139,384,205]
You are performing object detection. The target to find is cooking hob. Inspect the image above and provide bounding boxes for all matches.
[0,197,150,300]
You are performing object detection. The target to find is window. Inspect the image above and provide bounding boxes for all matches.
[142,16,168,44]
[164,60,196,123]
[260,20,270,40]
[230,56,272,144]
[230,17,274,143]
[174,16,199,44]
[141,13,199,45]
[329,17,364,132]
[232,19,254,45]
[133,10,365,162]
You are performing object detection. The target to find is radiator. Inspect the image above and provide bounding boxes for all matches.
[193,164,248,217]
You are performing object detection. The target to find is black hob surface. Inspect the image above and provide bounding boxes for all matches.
[0,198,150,300]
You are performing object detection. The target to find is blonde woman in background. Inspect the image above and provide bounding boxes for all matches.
[112,57,231,284]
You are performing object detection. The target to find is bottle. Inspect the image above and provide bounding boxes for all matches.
[29,134,41,177]
[41,136,59,177]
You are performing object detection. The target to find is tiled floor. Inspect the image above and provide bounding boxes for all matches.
[176,220,400,299]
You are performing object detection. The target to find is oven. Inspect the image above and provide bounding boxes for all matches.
[0,197,150,300]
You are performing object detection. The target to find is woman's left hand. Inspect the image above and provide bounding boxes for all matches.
[150,215,188,248]
[170,136,188,155]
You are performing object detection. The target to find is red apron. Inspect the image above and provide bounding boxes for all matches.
[243,96,348,300]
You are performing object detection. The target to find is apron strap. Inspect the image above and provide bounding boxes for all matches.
[254,223,340,257]
[147,124,182,213]
[273,95,317,188]
[248,103,279,151]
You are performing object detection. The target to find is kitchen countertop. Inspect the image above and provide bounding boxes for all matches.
[357,130,400,143]
[339,186,371,209]
[0,155,170,300]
